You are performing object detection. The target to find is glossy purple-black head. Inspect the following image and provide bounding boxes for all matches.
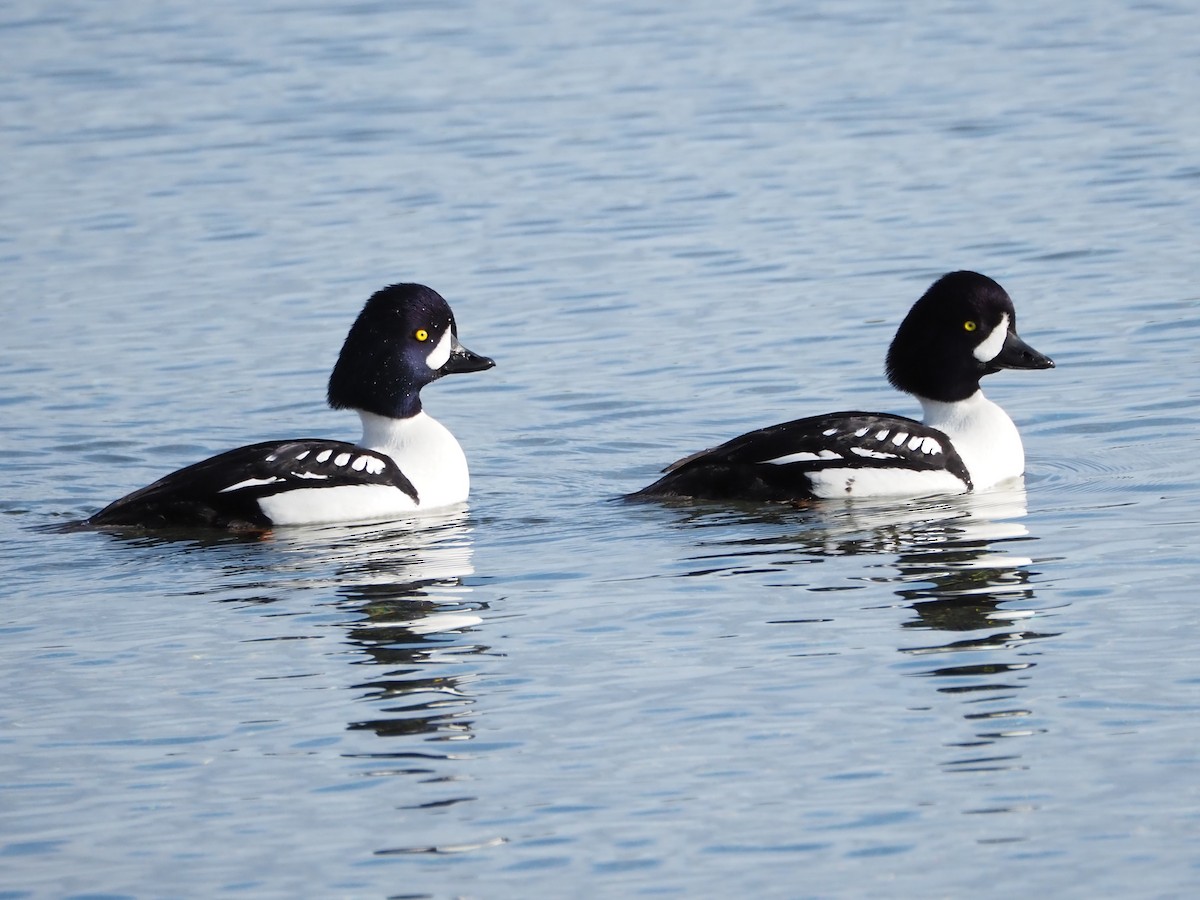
[885,271,1053,403]
[327,283,494,418]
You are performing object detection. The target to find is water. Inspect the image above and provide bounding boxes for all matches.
[4,0,1200,896]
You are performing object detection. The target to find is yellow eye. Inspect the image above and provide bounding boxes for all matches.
[414,329,429,342]
[964,320,977,332]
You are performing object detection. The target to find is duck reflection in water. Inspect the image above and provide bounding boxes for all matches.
[883,492,1058,773]
[90,502,493,758]
[267,509,495,744]
[120,508,493,748]
[652,485,1056,774]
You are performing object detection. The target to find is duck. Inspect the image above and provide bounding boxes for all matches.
[630,271,1053,502]
[86,283,494,530]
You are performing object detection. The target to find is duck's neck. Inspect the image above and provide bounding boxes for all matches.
[358,409,419,452]
[917,390,1025,491]
[356,409,471,507]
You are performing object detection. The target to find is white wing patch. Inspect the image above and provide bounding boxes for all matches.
[765,449,843,465]
[850,447,897,460]
[913,435,942,455]
[220,476,285,493]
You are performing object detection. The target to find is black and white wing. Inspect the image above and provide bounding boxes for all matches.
[87,439,418,530]
[632,412,972,502]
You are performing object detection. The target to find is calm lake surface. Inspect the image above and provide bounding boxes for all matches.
[4,1,1200,896]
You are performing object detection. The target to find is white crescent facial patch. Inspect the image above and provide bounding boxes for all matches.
[426,330,453,370]
[973,312,1009,363]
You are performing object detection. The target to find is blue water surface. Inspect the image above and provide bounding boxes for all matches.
[3,1,1200,897]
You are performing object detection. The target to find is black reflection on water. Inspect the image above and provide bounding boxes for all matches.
[255,515,502,755]
[88,514,496,746]
[335,565,510,859]
[656,490,1057,778]
[340,579,491,743]
[893,533,1057,774]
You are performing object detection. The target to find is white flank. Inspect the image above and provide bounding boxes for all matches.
[808,466,969,499]
[973,312,1009,362]
[258,483,420,525]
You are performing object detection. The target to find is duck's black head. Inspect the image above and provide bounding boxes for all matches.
[885,271,1053,403]
[327,283,494,419]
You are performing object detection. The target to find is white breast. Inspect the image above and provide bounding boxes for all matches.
[919,390,1025,491]
[358,409,471,508]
